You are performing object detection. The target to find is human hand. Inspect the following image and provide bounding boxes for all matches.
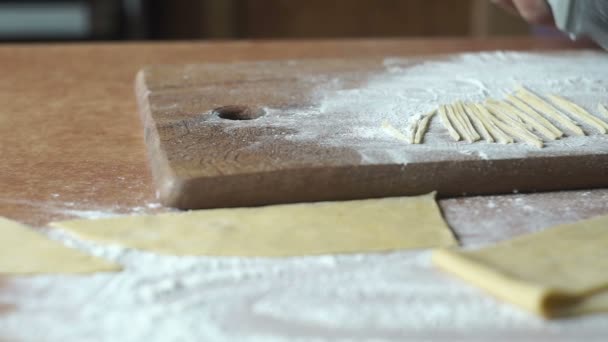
[491,0,554,25]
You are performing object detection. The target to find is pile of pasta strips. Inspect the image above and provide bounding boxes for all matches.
[410,86,608,148]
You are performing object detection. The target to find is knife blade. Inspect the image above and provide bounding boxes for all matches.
[548,0,608,50]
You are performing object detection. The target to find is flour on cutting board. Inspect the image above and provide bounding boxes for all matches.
[223,51,608,163]
[4,53,608,341]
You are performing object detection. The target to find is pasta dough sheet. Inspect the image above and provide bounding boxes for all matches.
[432,215,608,318]
[50,193,456,257]
[0,217,120,275]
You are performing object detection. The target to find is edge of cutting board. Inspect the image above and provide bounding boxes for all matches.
[135,57,608,209]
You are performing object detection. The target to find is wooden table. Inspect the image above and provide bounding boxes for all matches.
[1,38,608,341]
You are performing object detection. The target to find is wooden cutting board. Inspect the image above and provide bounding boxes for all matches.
[135,52,608,209]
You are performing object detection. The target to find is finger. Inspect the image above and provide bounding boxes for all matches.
[490,0,520,16]
[512,0,554,25]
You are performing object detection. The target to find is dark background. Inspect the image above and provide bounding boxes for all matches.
[0,0,544,42]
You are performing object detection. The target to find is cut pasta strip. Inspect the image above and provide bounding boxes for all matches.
[480,105,543,147]
[381,121,409,142]
[405,87,603,147]
[493,120,543,148]
[439,105,461,141]
[432,214,608,318]
[446,104,474,142]
[446,104,468,140]
[486,99,531,129]
[463,103,494,143]
[489,100,560,141]
[52,193,457,257]
[599,104,608,118]
[484,106,543,148]
[547,95,608,134]
[454,102,481,142]
[449,102,471,138]
[473,104,514,144]
[506,95,564,138]
[407,118,419,144]
[413,111,436,144]
[515,87,584,136]
[485,102,534,133]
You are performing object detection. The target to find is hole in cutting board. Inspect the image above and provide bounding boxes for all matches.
[213,105,265,120]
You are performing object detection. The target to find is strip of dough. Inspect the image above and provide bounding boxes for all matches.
[599,104,608,118]
[486,99,531,129]
[0,216,120,274]
[488,113,544,148]
[438,105,461,141]
[491,99,561,140]
[515,87,584,136]
[446,104,475,142]
[473,103,513,144]
[485,102,535,133]
[494,121,543,148]
[433,214,608,318]
[488,106,544,148]
[454,102,481,142]
[506,95,564,138]
[547,95,608,134]
[413,110,436,144]
[462,103,493,143]
[407,117,419,143]
[381,121,410,142]
[446,104,469,140]
[51,193,457,257]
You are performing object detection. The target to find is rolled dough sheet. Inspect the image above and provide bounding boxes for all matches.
[50,193,456,257]
[432,214,608,318]
[0,217,120,275]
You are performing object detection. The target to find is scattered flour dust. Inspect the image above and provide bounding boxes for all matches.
[3,52,608,341]
[3,224,608,342]
[4,189,608,341]
[316,51,608,141]
[327,53,604,114]
[239,51,608,163]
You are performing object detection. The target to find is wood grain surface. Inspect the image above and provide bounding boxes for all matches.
[2,38,608,340]
[137,53,608,209]
[0,37,595,226]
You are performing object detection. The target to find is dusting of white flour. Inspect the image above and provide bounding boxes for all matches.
[316,51,608,143]
[3,52,608,342]
[221,51,608,163]
[3,215,608,342]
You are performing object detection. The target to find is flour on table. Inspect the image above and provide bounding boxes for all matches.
[4,52,608,341]
[2,189,608,341]
[2,217,608,341]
